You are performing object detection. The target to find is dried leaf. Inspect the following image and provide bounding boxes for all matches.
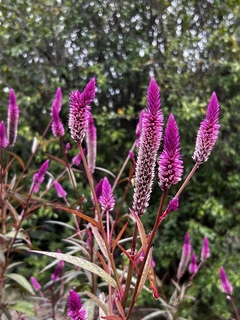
[90,224,109,260]
[137,247,152,297]
[46,153,66,166]
[84,290,110,316]
[6,151,25,170]
[112,220,129,253]
[129,209,147,250]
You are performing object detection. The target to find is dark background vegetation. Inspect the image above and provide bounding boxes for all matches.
[0,0,240,318]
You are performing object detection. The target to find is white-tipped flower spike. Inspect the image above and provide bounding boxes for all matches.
[201,237,210,261]
[177,232,192,280]
[7,89,19,147]
[219,266,233,295]
[0,121,8,149]
[86,113,97,174]
[188,252,198,275]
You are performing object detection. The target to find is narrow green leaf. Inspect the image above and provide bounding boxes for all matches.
[5,273,35,295]
[8,301,35,315]
[84,290,110,316]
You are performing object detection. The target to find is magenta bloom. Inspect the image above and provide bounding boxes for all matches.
[52,87,62,112]
[66,142,71,151]
[86,113,97,174]
[7,89,19,147]
[132,78,164,216]
[67,289,86,320]
[30,276,41,291]
[52,104,65,138]
[54,180,67,198]
[158,114,183,190]
[177,232,192,280]
[201,237,210,261]
[193,92,220,165]
[166,197,179,213]
[99,177,115,212]
[188,253,198,275]
[0,121,8,149]
[33,159,49,193]
[69,78,96,145]
[72,148,86,166]
[219,266,233,295]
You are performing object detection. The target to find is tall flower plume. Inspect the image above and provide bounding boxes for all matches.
[69,78,96,145]
[51,104,65,138]
[86,113,97,174]
[67,289,86,320]
[158,114,183,190]
[132,77,163,216]
[219,266,233,295]
[32,159,49,193]
[177,232,192,280]
[193,92,220,165]
[7,89,19,147]
[52,87,62,112]
[201,237,210,261]
[0,121,8,149]
[99,177,115,212]
[188,252,198,275]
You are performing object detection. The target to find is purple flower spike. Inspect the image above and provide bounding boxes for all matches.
[201,237,210,261]
[33,159,49,193]
[7,89,19,147]
[99,177,115,212]
[54,180,67,198]
[86,113,97,174]
[30,276,41,291]
[188,253,198,275]
[219,266,233,295]
[158,114,183,190]
[166,197,179,213]
[0,121,8,149]
[67,289,87,320]
[72,148,86,166]
[51,104,65,138]
[132,78,164,216]
[52,87,62,112]
[177,232,192,280]
[193,92,220,165]
[69,78,96,145]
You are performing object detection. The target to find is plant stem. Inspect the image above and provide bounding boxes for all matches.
[230,296,240,320]
[175,163,199,198]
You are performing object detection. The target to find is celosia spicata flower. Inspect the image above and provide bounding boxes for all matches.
[158,114,183,190]
[66,142,71,151]
[86,113,97,174]
[177,232,192,280]
[91,178,103,204]
[132,78,163,216]
[51,249,64,282]
[67,289,86,320]
[69,78,96,145]
[201,237,210,261]
[52,87,62,112]
[7,89,19,147]
[0,121,8,149]
[32,159,49,193]
[72,148,86,166]
[30,276,41,291]
[188,253,198,275]
[99,177,115,212]
[219,266,233,295]
[166,197,179,213]
[54,180,67,198]
[51,104,65,138]
[193,92,220,165]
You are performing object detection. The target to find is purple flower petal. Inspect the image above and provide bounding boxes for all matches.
[188,252,198,275]
[219,266,232,295]
[67,289,87,320]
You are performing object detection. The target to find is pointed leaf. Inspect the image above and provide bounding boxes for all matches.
[32,251,117,288]
[129,209,147,250]
[84,290,110,316]
[5,273,35,295]
[112,220,129,253]
[82,299,96,320]
[137,247,152,297]
[8,301,35,315]
[90,224,109,259]
[6,151,25,169]
[46,153,66,166]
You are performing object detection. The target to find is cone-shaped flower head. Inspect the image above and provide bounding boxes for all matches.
[86,113,97,174]
[33,159,49,193]
[177,232,192,280]
[201,237,210,261]
[54,180,67,198]
[188,252,198,275]
[30,276,41,291]
[52,87,62,112]
[51,104,65,138]
[193,92,220,165]
[7,89,19,147]
[166,197,179,213]
[158,114,183,190]
[69,78,96,145]
[67,289,87,320]
[132,78,164,216]
[219,266,232,295]
[99,177,115,212]
[0,121,8,149]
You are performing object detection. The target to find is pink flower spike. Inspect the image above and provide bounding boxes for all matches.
[52,87,62,112]
[0,121,8,149]
[51,104,65,138]
[220,266,233,295]
[99,177,115,212]
[7,89,19,147]
[67,289,87,320]
[72,148,86,166]
[33,159,49,193]
[193,92,220,165]
[132,78,164,216]
[201,237,210,261]
[177,232,192,280]
[30,276,41,291]
[86,113,97,174]
[66,142,71,151]
[188,253,198,275]
[166,197,179,213]
[68,78,96,145]
[158,113,183,190]
[54,180,67,198]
